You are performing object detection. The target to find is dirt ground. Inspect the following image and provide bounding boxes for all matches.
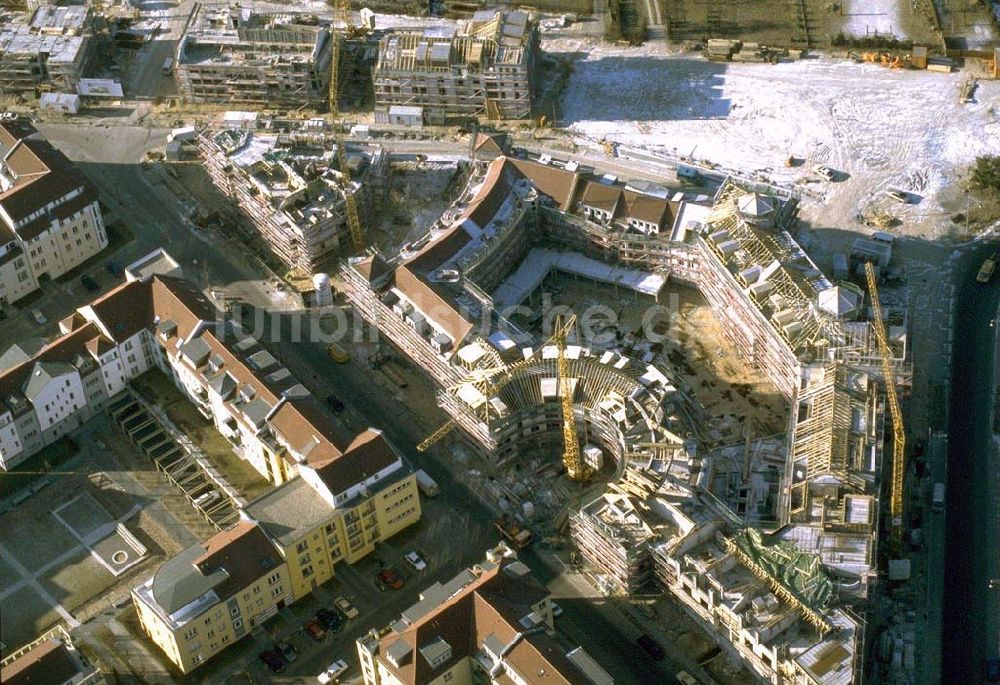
[132,372,271,501]
[662,0,942,48]
[372,161,464,254]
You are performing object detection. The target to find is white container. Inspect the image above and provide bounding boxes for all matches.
[522,501,535,520]
[313,272,333,307]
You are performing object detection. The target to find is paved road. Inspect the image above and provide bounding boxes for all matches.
[941,242,1000,684]
[243,309,696,684]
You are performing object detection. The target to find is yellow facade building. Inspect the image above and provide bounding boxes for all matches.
[132,520,292,674]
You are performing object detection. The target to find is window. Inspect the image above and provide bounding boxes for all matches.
[267,572,282,585]
[271,585,283,598]
[444,674,454,683]
[295,540,308,553]
[230,606,241,617]
[183,628,197,640]
[302,565,314,578]
[232,617,243,630]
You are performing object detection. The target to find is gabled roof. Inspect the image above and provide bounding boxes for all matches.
[509,158,582,211]
[473,132,507,155]
[309,428,400,497]
[354,252,393,283]
[580,181,622,213]
[192,520,283,602]
[622,189,672,227]
[86,278,153,343]
[375,559,597,685]
[0,137,91,226]
[394,265,475,347]
[0,322,104,403]
[23,361,76,401]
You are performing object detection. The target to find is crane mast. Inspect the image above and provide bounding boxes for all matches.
[864,261,906,538]
[329,0,365,252]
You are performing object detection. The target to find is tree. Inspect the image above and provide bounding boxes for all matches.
[971,156,1000,192]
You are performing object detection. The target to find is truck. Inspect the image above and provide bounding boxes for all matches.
[977,252,999,283]
[495,515,532,549]
[161,57,174,75]
[932,482,945,512]
[415,469,440,497]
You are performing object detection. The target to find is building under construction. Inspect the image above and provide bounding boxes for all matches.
[0,6,94,96]
[341,150,905,683]
[199,114,388,273]
[175,5,332,107]
[372,9,538,125]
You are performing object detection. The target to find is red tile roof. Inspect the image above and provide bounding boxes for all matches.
[193,520,283,601]
[0,322,106,401]
[393,265,475,346]
[0,137,92,226]
[309,429,400,496]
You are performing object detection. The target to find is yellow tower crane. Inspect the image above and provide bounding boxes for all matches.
[553,315,587,481]
[416,317,587,475]
[329,0,365,252]
[864,261,905,538]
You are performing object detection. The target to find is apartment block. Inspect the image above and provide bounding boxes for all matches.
[357,545,613,685]
[373,10,538,125]
[199,117,388,272]
[132,519,293,674]
[0,273,210,469]
[245,423,421,600]
[0,119,107,306]
[0,626,105,685]
[0,6,93,95]
[176,6,332,107]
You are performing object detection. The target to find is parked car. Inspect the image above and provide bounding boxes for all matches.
[303,618,326,641]
[636,634,665,661]
[317,607,343,632]
[379,568,404,590]
[80,274,99,292]
[813,165,836,181]
[884,188,908,203]
[335,595,359,619]
[676,672,698,685]
[551,602,564,618]
[326,394,345,412]
[404,551,427,571]
[317,659,350,684]
[277,639,298,663]
[259,649,286,673]
[105,260,124,277]
[30,308,46,324]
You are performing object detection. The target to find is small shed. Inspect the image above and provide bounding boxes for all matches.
[39,93,79,114]
[387,105,423,128]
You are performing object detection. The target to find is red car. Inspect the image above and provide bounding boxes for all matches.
[378,568,404,590]
[303,618,326,641]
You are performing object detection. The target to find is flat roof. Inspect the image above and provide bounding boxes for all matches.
[244,476,334,547]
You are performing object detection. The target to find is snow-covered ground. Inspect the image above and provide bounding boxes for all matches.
[841,0,905,38]
[556,38,1000,238]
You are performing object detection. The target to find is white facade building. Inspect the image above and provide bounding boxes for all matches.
[0,119,107,306]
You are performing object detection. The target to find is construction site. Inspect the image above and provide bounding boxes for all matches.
[0,5,95,96]
[175,5,334,107]
[336,126,915,681]
[372,9,539,125]
[198,113,389,275]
